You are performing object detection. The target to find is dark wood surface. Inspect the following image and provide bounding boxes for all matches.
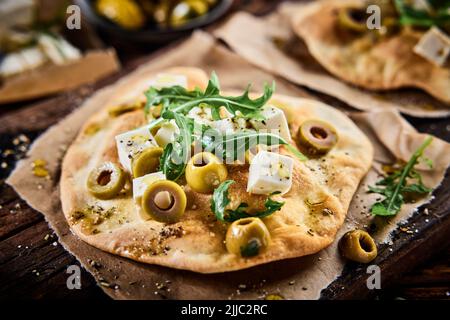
[0,0,449,300]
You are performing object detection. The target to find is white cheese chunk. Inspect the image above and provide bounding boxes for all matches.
[154,120,180,147]
[0,47,47,77]
[210,108,249,134]
[187,106,213,126]
[247,151,294,195]
[132,172,166,203]
[211,118,236,134]
[115,125,158,172]
[149,73,187,89]
[250,105,291,141]
[414,27,450,67]
[38,34,81,65]
[410,0,432,13]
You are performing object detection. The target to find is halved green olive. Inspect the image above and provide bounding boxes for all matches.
[339,230,377,263]
[185,152,228,193]
[87,162,126,199]
[96,0,146,30]
[141,180,187,223]
[225,217,271,257]
[297,120,338,155]
[131,147,163,178]
[170,0,210,27]
[337,7,367,33]
[108,100,143,117]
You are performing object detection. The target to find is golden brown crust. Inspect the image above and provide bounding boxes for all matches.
[291,0,450,104]
[60,67,373,273]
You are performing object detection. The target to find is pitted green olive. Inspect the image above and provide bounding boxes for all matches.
[108,100,143,117]
[186,152,228,193]
[337,7,367,33]
[131,147,163,178]
[96,0,146,30]
[339,230,377,263]
[297,120,338,155]
[225,217,271,257]
[141,180,187,223]
[87,162,126,199]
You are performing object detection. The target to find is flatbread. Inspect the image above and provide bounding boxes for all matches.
[60,67,373,273]
[291,0,450,104]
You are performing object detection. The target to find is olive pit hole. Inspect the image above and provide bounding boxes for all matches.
[154,191,175,211]
[359,235,374,252]
[310,126,328,140]
[349,9,366,23]
[194,156,210,167]
[237,219,253,226]
[97,170,112,186]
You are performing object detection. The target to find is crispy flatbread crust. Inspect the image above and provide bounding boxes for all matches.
[60,67,373,273]
[292,0,450,104]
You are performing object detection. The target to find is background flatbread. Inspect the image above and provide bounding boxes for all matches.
[291,0,450,103]
[60,67,373,273]
[214,8,450,118]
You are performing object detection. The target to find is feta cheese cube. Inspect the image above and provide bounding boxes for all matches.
[38,34,81,65]
[132,172,166,203]
[211,118,236,134]
[0,47,47,77]
[414,27,450,67]
[154,120,180,147]
[187,106,213,126]
[115,125,158,172]
[247,151,294,195]
[250,105,291,141]
[150,73,187,89]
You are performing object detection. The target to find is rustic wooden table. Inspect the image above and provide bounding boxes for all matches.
[0,0,449,300]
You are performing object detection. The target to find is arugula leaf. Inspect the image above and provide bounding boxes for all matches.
[201,129,307,162]
[211,180,285,222]
[145,71,275,130]
[368,136,433,216]
[394,0,450,28]
[150,72,306,180]
[159,113,192,181]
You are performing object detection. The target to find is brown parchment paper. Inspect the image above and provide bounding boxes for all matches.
[214,7,450,118]
[6,31,450,300]
[0,49,120,104]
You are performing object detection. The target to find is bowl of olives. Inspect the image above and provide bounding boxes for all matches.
[76,0,233,43]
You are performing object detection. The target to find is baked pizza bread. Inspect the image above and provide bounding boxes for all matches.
[60,67,373,273]
[292,0,450,104]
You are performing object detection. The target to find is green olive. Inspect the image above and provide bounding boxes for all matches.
[339,230,377,263]
[131,147,163,178]
[187,0,208,15]
[337,7,367,33]
[297,120,338,155]
[96,0,146,30]
[185,152,228,193]
[225,217,271,257]
[141,180,187,223]
[108,101,143,117]
[87,162,126,199]
[170,0,210,27]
